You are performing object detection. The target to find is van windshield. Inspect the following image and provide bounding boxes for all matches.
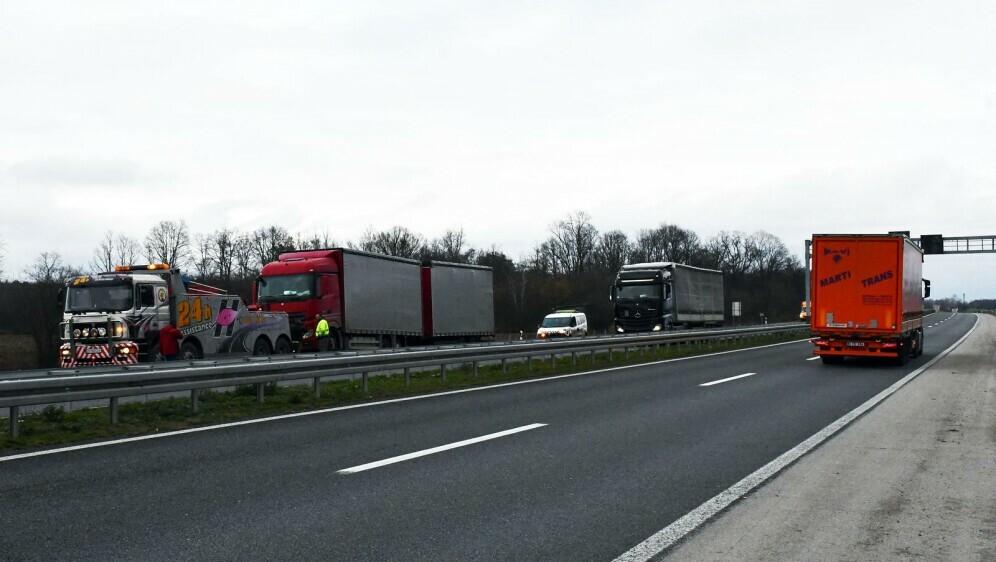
[541,317,572,328]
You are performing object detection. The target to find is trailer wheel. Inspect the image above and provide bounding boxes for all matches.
[252,338,271,356]
[148,344,166,363]
[274,337,292,355]
[329,332,341,351]
[180,341,201,360]
[820,355,844,365]
[895,335,911,365]
[916,329,925,357]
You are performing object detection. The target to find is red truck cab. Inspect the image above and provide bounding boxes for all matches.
[255,250,342,351]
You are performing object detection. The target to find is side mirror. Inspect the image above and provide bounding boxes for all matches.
[609,285,617,301]
[923,279,931,298]
[56,287,66,310]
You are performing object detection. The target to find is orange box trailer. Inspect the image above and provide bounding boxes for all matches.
[810,234,927,364]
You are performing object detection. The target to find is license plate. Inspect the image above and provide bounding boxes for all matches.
[846,341,865,347]
[84,346,104,354]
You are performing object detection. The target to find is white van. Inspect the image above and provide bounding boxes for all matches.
[536,311,588,339]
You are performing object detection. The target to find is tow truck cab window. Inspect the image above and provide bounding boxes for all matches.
[138,284,155,307]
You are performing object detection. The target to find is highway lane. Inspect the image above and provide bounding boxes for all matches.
[0,313,973,561]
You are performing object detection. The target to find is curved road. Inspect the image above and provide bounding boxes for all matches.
[0,313,976,561]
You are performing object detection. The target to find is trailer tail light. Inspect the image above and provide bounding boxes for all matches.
[881,342,898,349]
[814,339,830,347]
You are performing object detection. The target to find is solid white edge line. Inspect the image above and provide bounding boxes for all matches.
[337,423,546,474]
[1,337,813,464]
[699,373,756,387]
[611,314,980,562]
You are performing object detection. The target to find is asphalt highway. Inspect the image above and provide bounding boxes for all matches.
[0,313,974,561]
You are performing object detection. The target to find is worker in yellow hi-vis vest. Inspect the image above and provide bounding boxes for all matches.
[315,314,330,352]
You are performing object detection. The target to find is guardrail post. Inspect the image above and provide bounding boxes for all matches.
[109,397,119,424]
[572,352,577,367]
[472,362,479,378]
[404,367,411,387]
[362,372,369,393]
[256,383,265,403]
[527,356,532,372]
[9,406,19,438]
[590,349,595,364]
[440,363,447,383]
[551,354,556,371]
[502,358,507,374]
[191,390,200,414]
[313,377,321,398]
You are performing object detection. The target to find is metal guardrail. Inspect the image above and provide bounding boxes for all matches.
[1,323,808,437]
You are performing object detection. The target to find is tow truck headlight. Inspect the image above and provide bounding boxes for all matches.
[112,322,126,337]
[60,348,71,356]
[117,346,132,355]
[616,326,624,333]
[73,328,81,338]
[653,324,662,331]
[81,328,90,337]
[97,327,107,337]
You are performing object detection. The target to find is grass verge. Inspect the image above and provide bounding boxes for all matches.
[1,331,808,452]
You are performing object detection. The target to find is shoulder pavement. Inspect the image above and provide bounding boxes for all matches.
[665,314,996,561]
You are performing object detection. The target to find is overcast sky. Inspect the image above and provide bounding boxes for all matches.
[1,1,994,299]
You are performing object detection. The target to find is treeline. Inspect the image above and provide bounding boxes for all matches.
[0,213,806,367]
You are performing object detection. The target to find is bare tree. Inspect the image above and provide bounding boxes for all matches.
[192,233,217,278]
[144,220,191,268]
[23,252,82,366]
[746,230,794,277]
[24,251,79,284]
[115,233,141,267]
[426,228,475,263]
[232,233,257,279]
[358,226,426,258]
[89,231,144,273]
[545,211,599,276]
[705,231,752,277]
[210,229,239,284]
[593,230,630,273]
[89,231,115,273]
[631,224,701,264]
[250,226,295,267]
[530,241,562,277]
[0,234,6,279]
[296,229,337,250]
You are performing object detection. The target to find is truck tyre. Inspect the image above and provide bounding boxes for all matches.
[896,336,911,365]
[180,340,201,360]
[252,338,271,356]
[916,329,925,357]
[275,337,292,355]
[148,344,165,363]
